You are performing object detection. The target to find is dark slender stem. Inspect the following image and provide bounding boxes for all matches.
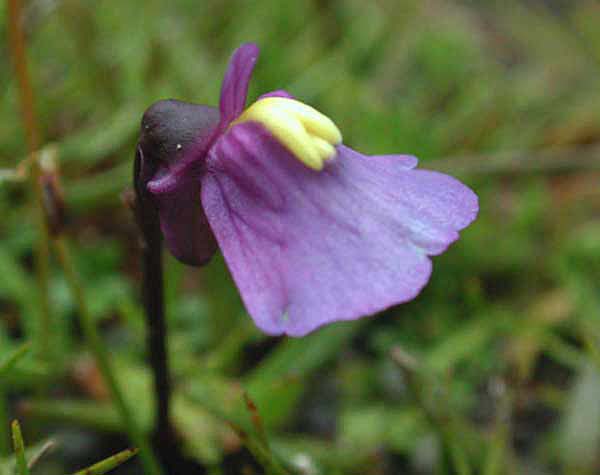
[140,204,173,441]
[132,149,204,474]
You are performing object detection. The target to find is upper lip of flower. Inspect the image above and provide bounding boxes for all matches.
[147,56,348,195]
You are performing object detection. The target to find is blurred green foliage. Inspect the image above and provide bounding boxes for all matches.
[2,0,600,474]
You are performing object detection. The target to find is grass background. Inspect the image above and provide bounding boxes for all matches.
[2,0,600,473]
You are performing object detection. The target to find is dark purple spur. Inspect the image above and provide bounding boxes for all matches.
[136,43,478,337]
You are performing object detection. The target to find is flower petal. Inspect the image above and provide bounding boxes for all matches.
[151,176,215,266]
[219,43,260,126]
[142,153,217,267]
[201,123,478,336]
[258,89,294,100]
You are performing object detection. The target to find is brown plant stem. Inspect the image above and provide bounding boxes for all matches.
[7,0,52,362]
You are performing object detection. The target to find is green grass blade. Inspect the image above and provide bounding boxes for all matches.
[71,448,139,475]
[11,421,29,475]
[0,344,30,378]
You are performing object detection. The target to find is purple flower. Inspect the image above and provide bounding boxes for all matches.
[137,43,478,337]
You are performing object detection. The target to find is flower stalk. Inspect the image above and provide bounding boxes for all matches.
[133,149,197,473]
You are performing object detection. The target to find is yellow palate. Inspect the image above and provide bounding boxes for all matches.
[233,97,342,170]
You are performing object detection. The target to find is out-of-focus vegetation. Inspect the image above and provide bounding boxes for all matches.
[2,0,600,474]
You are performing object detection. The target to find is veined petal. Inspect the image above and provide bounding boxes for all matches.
[201,122,478,336]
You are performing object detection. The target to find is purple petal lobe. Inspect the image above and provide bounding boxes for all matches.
[219,43,260,126]
[202,123,478,336]
[155,176,218,266]
[258,89,294,100]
